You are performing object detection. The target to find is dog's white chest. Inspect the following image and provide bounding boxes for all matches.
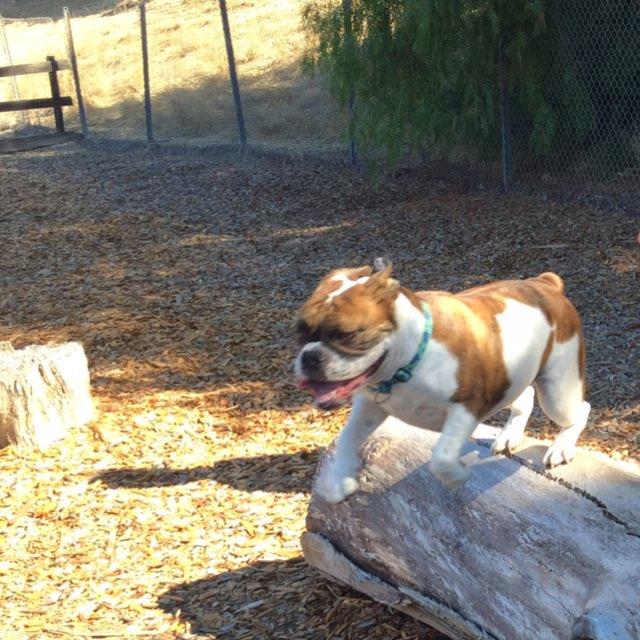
[367,338,458,431]
[383,397,448,431]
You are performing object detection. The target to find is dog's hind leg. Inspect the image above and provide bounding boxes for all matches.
[541,399,590,467]
[491,385,535,455]
[536,333,590,467]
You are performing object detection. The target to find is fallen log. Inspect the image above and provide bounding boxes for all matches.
[302,420,640,640]
[0,341,93,449]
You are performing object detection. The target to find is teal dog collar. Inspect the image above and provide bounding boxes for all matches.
[368,302,433,398]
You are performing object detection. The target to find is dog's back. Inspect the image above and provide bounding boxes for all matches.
[416,272,585,423]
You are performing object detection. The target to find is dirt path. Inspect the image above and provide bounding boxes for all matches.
[0,144,637,639]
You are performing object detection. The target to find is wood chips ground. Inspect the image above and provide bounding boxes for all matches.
[0,144,638,640]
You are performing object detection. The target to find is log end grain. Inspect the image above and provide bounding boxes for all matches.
[0,341,93,450]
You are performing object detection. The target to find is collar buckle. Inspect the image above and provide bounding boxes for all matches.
[393,367,413,383]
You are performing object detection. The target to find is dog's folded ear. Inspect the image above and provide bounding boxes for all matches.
[366,259,399,300]
[373,257,392,273]
[345,265,373,280]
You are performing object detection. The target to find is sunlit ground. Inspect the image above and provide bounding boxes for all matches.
[0,145,637,639]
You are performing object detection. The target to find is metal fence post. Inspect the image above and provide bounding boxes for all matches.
[0,12,27,126]
[342,0,357,166]
[218,0,247,150]
[63,7,88,137]
[139,0,154,144]
[498,38,513,189]
[347,91,356,166]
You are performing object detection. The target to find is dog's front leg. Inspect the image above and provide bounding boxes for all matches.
[315,395,387,503]
[429,403,478,489]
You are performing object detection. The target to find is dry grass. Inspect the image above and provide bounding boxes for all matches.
[0,0,345,148]
[0,144,637,640]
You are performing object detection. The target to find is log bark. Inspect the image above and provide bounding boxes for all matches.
[302,420,640,640]
[0,342,93,449]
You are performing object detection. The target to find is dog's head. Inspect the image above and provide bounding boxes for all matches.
[294,259,400,409]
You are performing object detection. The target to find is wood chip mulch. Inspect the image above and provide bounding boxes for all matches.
[0,145,637,640]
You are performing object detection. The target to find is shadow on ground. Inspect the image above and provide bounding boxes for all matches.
[91,449,321,493]
[158,557,448,640]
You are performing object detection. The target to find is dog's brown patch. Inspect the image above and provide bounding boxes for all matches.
[401,287,423,311]
[418,291,511,418]
[418,272,584,418]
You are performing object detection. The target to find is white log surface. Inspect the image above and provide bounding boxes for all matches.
[0,342,92,449]
[302,420,640,640]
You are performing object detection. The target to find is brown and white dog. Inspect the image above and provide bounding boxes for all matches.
[295,260,590,502]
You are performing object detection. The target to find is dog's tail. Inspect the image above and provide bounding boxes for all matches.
[537,271,564,293]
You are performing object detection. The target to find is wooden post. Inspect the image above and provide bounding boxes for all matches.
[342,0,357,166]
[218,0,247,150]
[47,56,65,133]
[0,12,26,126]
[139,0,154,144]
[63,7,88,137]
[498,38,513,189]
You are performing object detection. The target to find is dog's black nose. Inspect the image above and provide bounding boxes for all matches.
[301,349,324,376]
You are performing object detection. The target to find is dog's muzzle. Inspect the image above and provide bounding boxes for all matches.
[297,352,386,410]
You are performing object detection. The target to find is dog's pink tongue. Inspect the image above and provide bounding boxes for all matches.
[308,371,370,403]
[310,380,348,398]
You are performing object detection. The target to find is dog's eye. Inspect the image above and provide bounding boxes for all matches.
[330,330,371,355]
[335,330,358,343]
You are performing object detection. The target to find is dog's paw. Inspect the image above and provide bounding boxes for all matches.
[315,454,362,503]
[315,474,359,503]
[543,439,576,468]
[429,458,470,490]
[491,426,524,455]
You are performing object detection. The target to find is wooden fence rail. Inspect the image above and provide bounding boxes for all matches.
[0,55,82,153]
[0,97,73,113]
[0,60,70,77]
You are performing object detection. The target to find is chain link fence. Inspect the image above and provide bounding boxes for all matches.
[0,0,638,210]
[506,1,640,210]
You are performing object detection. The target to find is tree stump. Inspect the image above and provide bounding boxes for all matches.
[0,342,93,450]
[302,420,640,640]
